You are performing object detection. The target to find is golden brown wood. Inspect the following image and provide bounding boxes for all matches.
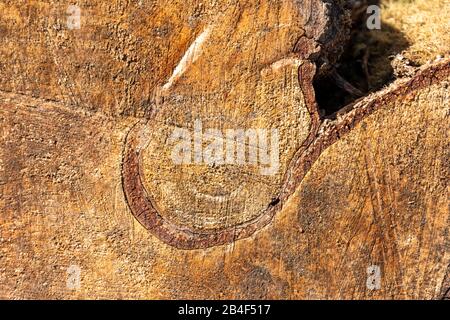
[0,0,448,299]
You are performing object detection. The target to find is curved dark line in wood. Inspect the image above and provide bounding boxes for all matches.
[122,58,449,250]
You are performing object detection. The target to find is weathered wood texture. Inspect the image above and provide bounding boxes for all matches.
[0,0,349,117]
[1,0,352,250]
[0,0,449,299]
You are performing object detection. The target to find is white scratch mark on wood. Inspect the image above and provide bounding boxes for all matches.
[162,26,212,91]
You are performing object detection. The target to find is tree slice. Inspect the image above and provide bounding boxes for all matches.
[121,0,350,249]
[0,0,349,116]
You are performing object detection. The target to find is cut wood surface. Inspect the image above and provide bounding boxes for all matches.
[0,0,349,116]
[0,0,448,299]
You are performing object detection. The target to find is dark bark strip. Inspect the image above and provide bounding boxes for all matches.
[122,56,449,250]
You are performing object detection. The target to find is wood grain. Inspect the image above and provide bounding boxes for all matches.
[0,0,448,299]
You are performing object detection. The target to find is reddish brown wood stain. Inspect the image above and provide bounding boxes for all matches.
[122,58,450,250]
